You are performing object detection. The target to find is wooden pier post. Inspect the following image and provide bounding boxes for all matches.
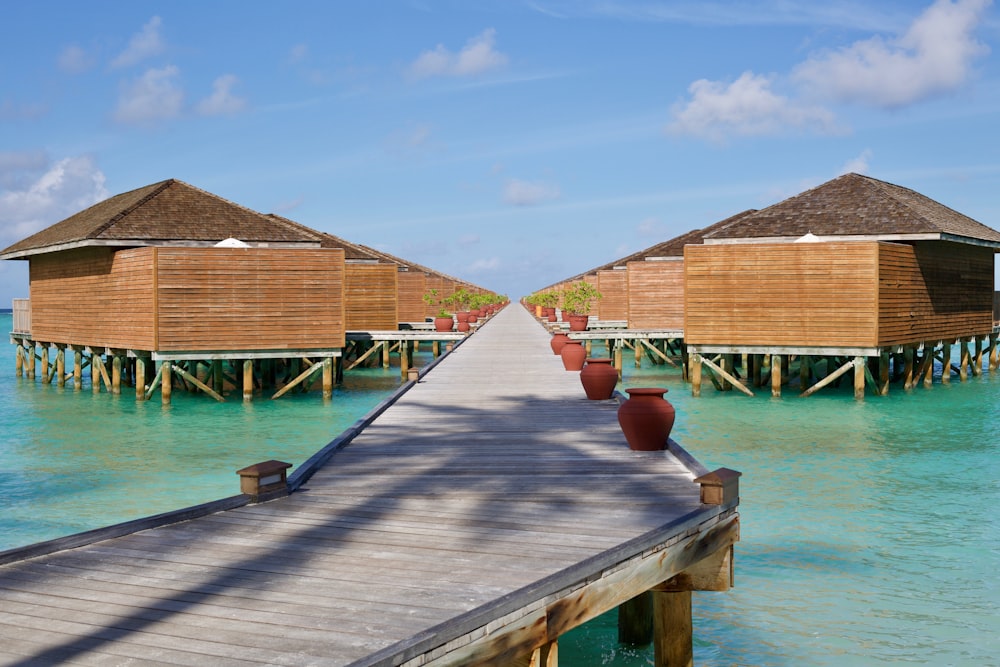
[41,345,50,384]
[771,354,781,397]
[618,591,653,645]
[73,347,82,391]
[720,354,733,391]
[322,358,333,400]
[91,353,99,393]
[400,342,410,379]
[902,347,915,389]
[382,341,390,369]
[972,337,983,377]
[959,339,969,382]
[990,334,999,372]
[161,361,172,405]
[922,343,935,387]
[690,354,702,398]
[853,356,865,399]
[112,355,122,395]
[135,357,146,400]
[878,351,890,396]
[55,347,66,387]
[635,339,643,368]
[25,342,35,379]
[614,343,623,379]
[652,589,692,667]
[941,341,952,384]
[14,344,23,377]
[243,360,254,401]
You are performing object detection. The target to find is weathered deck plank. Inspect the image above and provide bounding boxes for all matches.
[0,304,734,666]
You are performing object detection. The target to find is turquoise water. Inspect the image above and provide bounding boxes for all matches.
[3,314,998,664]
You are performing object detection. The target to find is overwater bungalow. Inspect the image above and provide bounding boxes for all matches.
[2,179,349,403]
[684,173,1000,398]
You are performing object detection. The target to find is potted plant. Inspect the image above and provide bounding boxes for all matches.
[445,289,472,330]
[561,281,602,331]
[423,289,454,332]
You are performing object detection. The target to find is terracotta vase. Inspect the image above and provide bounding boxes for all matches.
[617,388,675,451]
[456,311,469,324]
[550,332,569,355]
[568,314,588,331]
[580,358,618,400]
[470,308,481,318]
[457,320,470,332]
[433,317,455,332]
[560,340,586,371]
[467,314,478,324]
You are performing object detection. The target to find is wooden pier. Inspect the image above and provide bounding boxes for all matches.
[0,304,739,666]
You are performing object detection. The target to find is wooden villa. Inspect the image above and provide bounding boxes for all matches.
[530,211,756,373]
[684,173,1000,398]
[2,179,351,404]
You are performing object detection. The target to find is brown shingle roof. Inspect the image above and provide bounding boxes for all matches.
[704,173,1000,245]
[1,179,325,258]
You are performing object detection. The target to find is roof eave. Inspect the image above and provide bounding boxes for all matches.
[0,237,324,260]
[703,233,945,245]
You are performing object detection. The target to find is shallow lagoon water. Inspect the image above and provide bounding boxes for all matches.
[3,314,998,665]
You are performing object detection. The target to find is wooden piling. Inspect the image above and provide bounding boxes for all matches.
[941,341,951,384]
[959,339,970,382]
[112,355,122,395]
[41,345,50,384]
[652,589,692,667]
[161,361,172,404]
[135,356,146,400]
[14,345,23,378]
[771,354,781,397]
[853,356,865,399]
[323,358,333,400]
[990,333,999,371]
[618,592,653,645]
[243,360,254,401]
[25,343,35,379]
[878,350,889,396]
[690,354,702,398]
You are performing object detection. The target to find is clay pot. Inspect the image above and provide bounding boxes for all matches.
[457,320,470,332]
[580,358,617,400]
[617,388,675,451]
[560,340,586,371]
[550,332,569,355]
[568,314,588,331]
[433,317,455,332]
[456,311,470,324]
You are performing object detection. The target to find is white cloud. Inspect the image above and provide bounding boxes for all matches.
[666,71,838,142]
[457,233,480,247]
[196,74,247,116]
[792,0,990,108]
[467,257,501,273]
[111,16,166,69]
[839,149,874,175]
[409,29,508,79]
[503,178,561,206]
[58,44,96,74]
[0,155,108,247]
[114,65,184,125]
[637,216,665,237]
[288,43,309,64]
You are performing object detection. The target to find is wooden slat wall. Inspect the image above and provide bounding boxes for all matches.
[397,271,427,322]
[627,260,684,329]
[345,263,399,330]
[597,270,628,321]
[28,246,156,349]
[684,242,879,347]
[877,241,994,346]
[154,247,346,351]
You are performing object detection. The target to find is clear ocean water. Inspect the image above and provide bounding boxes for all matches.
[2,312,998,665]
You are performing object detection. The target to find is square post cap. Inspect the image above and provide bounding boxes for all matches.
[693,467,742,505]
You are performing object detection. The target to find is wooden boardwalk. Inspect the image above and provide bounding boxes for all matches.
[0,305,738,666]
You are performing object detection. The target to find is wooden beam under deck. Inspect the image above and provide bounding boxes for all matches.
[0,305,737,666]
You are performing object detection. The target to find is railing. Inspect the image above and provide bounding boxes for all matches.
[12,298,30,335]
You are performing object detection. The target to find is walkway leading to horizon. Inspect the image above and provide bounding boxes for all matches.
[0,305,737,666]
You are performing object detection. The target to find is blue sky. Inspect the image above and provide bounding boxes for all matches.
[2,0,999,305]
